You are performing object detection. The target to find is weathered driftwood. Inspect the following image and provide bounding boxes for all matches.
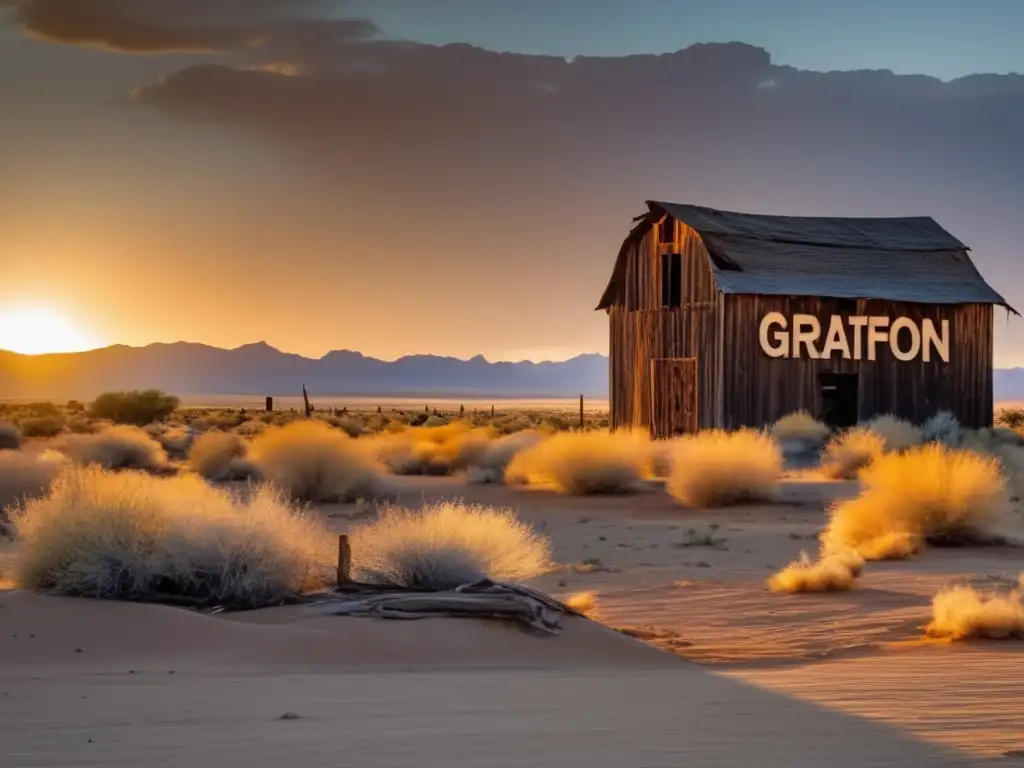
[308,579,579,636]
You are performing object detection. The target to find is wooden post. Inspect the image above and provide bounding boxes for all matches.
[490,405,495,418]
[265,396,273,412]
[336,534,351,587]
[302,385,312,418]
[579,394,584,430]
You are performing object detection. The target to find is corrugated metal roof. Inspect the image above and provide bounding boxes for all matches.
[652,201,967,251]
[646,201,1014,311]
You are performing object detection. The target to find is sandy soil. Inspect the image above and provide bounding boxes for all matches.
[2,473,1021,766]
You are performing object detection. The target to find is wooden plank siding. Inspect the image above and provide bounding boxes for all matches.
[608,216,722,432]
[720,295,994,429]
[649,358,699,437]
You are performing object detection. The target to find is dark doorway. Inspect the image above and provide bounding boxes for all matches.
[819,373,858,429]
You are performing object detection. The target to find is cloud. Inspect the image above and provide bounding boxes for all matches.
[7,2,1024,343]
[4,0,377,61]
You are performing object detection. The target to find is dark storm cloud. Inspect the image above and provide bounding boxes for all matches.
[7,0,1024,318]
[3,0,377,58]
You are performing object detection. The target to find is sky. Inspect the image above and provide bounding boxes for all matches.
[1,0,1023,364]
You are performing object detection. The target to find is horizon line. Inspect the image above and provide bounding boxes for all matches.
[0,340,609,366]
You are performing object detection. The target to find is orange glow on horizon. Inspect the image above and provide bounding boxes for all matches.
[0,306,106,355]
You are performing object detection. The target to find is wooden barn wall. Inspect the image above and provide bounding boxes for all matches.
[720,295,994,429]
[609,217,721,431]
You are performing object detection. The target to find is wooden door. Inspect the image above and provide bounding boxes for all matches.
[649,357,698,438]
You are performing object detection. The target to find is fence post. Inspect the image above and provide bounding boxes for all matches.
[265,396,273,412]
[337,534,351,587]
[302,385,312,418]
[579,395,584,429]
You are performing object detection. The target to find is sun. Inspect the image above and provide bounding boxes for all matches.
[0,307,105,355]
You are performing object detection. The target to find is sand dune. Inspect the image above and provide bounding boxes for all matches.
[0,590,974,768]
[3,473,1020,765]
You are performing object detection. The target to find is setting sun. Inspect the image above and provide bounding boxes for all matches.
[0,307,105,355]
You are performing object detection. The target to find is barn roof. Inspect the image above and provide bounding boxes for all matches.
[597,201,1015,311]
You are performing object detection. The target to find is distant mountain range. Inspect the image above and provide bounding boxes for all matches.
[3,342,1024,404]
[0,343,609,400]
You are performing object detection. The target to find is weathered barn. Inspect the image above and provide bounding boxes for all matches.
[597,201,1015,436]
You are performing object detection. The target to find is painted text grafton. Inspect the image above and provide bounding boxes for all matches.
[758,313,950,363]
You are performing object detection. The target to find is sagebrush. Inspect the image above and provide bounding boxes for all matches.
[822,443,1016,560]
[349,500,551,590]
[10,466,335,607]
[252,420,386,503]
[666,428,782,508]
[505,430,648,494]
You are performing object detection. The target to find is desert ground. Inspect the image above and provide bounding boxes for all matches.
[1,399,1023,766]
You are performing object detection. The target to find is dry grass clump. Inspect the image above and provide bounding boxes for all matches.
[0,422,21,451]
[564,590,599,616]
[822,444,1016,560]
[925,584,1024,640]
[921,411,962,446]
[18,415,65,438]
[819,427,886,479]
[466,430,544,483]
[504,430,649,494]
[9,466,334,607]
[349,500,551,590]
[188,431,258,482]
[861,414,923,453]
[367,422,495,476]
[772,410,831,446]
[251,420,386,503]
[54,425,169,472]
[666,429,782,508]
[0,449,68,516]
[66,416,101,434]
[768,549,865,593]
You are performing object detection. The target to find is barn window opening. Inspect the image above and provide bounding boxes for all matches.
[658,215,674,244]
[818,373,858,429]
[661,252,682,308]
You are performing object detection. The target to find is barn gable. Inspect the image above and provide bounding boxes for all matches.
[598,201,1014,312]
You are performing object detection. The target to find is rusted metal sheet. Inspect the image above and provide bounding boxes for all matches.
[649,358,698,437]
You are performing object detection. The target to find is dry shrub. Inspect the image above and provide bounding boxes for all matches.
[0,422,21,451]
[337,417,365,437]
[9,466,334,607]
[368,422,494,476]
[645,440,675,478]
[349,500,551,590]
[822,444,1017,560]
[55,425,169,472]
[188,431,258,482]
[233,419,265,438]
[772,410,830,446]
[564,590,599,616]
[861,414,922,453]
[504,430,649,494]
[251,420,386,503]
[0,449,68,515]
[66,416,100,434]
[925,584,1024,640]
[153,425,193,459]
[466,430,545,483]
[820,427,886,479]
[18,415,64,438]
[666,428,782,508]
[921,411,962,446]
[768,549,864,593]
